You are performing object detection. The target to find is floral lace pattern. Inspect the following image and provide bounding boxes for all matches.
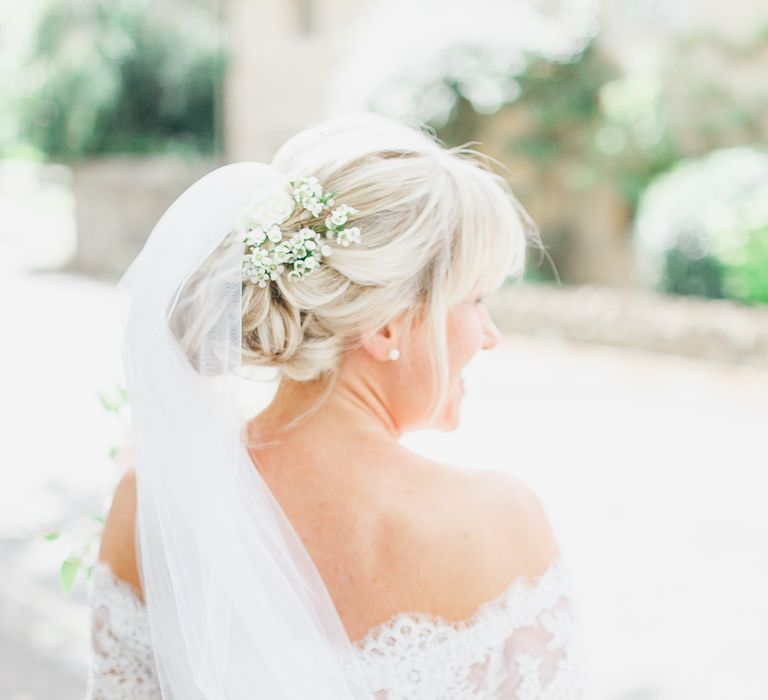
[87,563,160,699]
[86,557,584,699]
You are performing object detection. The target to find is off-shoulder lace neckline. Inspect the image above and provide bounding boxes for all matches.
[348,555,565,650]
[91,555,565,651]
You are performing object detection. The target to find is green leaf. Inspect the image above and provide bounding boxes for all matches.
[98,389,121,412]
[99,385,129,413]
[43,531,60,541]
[59,557,82,594]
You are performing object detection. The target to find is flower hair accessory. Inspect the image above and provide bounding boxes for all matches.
[237,175,362,288]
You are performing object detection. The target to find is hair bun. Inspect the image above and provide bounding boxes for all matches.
[241,283,340,381]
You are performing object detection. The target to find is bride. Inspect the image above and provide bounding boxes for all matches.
[88,111,585,698]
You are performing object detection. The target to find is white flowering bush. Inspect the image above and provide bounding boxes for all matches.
[634,146,768,304]
[237,176,361,288]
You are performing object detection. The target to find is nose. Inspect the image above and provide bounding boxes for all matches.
[482,309,502,350]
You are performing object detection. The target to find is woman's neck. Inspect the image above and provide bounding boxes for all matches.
[252,372,402,443]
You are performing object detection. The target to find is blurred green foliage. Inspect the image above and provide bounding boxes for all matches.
[634,146,768,305]
[661,249,725,299]
[20,0,224,160]
[440,40,680,212]
[596,73,682,211]
[503,45,613,164]
[433,39,681,284]
[720,225,768,304]
[431,30,768,301]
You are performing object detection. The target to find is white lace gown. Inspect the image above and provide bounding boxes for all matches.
[87,555,586,699]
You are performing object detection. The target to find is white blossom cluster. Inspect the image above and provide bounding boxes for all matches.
[290,175,335,216]
[239,175,362,287]
[324,203,361,247]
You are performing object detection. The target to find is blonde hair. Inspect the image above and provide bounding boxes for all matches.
[238,111,535,427]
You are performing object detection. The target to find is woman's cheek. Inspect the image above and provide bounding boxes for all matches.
[449,308,481,362]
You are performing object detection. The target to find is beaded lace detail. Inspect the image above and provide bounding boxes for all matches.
[86,557,584,699]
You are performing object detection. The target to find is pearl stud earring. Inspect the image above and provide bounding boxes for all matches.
[387,348,400,361]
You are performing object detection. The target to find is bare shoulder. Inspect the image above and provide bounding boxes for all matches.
[97,466,143,600]
[407,463,561,618]
[464,467,561,570]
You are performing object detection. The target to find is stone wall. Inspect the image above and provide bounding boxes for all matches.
[486,282,768,369]
[70,155,219,279]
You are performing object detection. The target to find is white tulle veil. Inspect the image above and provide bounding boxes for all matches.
[117,162,373,698]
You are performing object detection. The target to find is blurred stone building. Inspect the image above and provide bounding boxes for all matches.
[224,0,371,162]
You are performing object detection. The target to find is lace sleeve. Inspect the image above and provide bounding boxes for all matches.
[492,567,585,699]
[346,556,587,699]
[86,561,162,700]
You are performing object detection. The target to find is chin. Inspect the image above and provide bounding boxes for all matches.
[436,407,461,432]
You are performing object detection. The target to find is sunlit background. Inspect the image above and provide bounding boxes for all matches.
[1,1,767,698]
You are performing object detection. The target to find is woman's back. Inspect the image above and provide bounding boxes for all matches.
[242,424,562,643]
[91,428,584,698]
[99,435,559,636]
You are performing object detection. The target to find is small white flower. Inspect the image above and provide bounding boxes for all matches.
[291,176,331,217]
[335,226,362,247]
[243,227,267,246]
[291,175,322,200]
[328,204,359,228]
[268,261,284,280]
[251,248,270,263]
[266,225,283,243]
[320,244,332,256]
[272,245,290,263]
[346,226,361,243]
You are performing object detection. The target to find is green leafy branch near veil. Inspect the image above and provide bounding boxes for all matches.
[44,384,132,594]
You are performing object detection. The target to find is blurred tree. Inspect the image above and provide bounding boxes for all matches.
[20,0,225,160]
[455,41,680,284]
[331,1,682,285]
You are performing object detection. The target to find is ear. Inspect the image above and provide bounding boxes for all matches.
[360,309,410,362]
[360,322,397,363]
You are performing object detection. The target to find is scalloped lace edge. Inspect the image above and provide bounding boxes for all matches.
[348,555,567,651]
